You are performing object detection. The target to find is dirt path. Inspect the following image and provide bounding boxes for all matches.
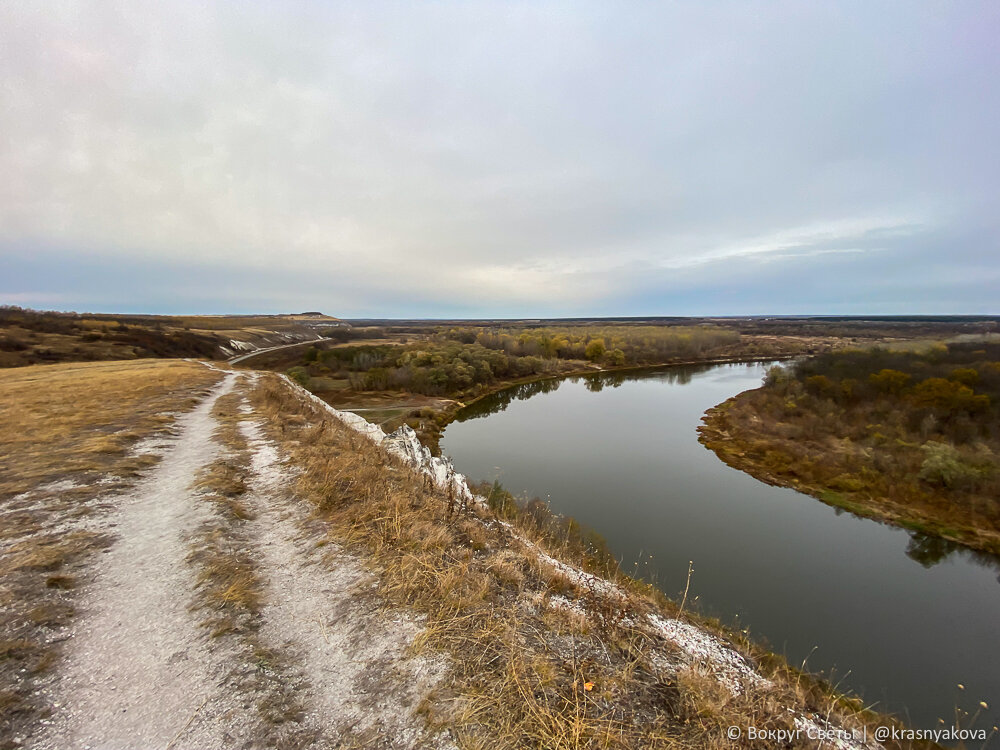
[31,371,448,749]
[228,336,332,365]
[237,399,449,748]
[35,372,241,750]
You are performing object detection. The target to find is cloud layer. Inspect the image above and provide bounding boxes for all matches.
[2,1,998,315]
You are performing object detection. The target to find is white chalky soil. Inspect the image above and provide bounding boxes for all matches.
[36,373,241,750]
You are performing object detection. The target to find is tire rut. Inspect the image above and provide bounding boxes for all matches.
[34,373,241,750]
[237,398,451,749]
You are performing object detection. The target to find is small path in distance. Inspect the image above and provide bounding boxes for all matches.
[228,336,332,365]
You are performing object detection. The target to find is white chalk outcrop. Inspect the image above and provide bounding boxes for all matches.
[280,375,479,505]
[278,374,879,750]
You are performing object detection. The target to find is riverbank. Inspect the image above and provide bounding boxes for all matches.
[438,359,1000,736]
[418,354,800,454]
[266,370,933,749]
[698,391,1000,557]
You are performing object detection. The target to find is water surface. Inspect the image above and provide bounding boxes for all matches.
[440,362,1000,732]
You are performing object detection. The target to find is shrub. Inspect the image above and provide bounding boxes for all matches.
[286,366,310,387]
[764,365,790,387]
[585,338,606,362]
[917,442,987,490]
[912,378,989,413]
[804,375,834,397]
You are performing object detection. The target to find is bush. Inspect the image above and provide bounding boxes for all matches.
[764,365,791,387]
[912,378,989,413]
[804,375,834,397]
[286,366,310,387]
[918,442,987,490]
[585,338,606,362]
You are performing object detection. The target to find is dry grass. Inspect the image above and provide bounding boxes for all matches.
[249,373,931,749]
[0,311,225,367]
[0,359,222,747]
[185,386,313,748]
[189,389,263,637]
[0,359,219,497]
[0,359,938,748]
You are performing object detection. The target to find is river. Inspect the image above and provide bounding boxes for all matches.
[439,361,1000,734]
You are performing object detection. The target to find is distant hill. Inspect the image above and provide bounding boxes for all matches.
[0,307,339,367]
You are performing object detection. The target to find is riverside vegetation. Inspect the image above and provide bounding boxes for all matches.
[288,325,745,394]
[278,324,820,452]
[700,340,1000,554]
[271,318,1000,453]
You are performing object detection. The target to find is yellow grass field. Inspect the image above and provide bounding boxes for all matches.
[1,359,221,498]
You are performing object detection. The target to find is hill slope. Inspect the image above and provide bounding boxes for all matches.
[0,307,339,367]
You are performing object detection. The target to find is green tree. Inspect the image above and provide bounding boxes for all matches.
[912,378,989,413]
[949,368,979,386]
[918,442,988,489]
[585,338,606,362]
[869,368,911,395]
[287,366,310,387]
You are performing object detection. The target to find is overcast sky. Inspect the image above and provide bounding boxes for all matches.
[2,2,998,317]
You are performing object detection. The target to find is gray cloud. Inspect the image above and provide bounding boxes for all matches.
[1,1,998,315]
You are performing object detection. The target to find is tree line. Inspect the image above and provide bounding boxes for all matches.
[287,324,741,398]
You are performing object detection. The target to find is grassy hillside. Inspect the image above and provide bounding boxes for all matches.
[0,307,338,367]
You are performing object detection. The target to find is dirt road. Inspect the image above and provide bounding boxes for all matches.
[228,337,332,365]
[32,371,447,750]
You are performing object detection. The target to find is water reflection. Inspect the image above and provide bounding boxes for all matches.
[906,532,961,568]
[441,362,1000,731]
[906,531,1000,583]
[456,377,565,420]
[460,362,772,418]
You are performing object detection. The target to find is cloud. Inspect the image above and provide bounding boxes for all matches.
[1,1,998,315]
